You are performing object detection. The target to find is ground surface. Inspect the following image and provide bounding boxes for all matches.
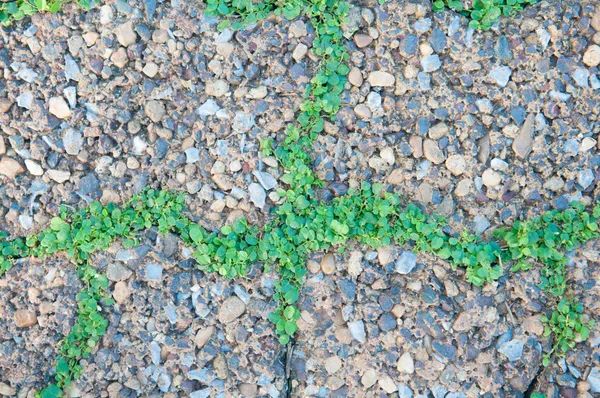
[0,0,600,397]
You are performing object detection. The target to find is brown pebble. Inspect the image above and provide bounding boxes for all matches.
[14,309,37,328]
[354,34,373,48]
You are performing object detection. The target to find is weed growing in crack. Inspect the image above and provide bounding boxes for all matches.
[1,190,598,395]
[0,0,92,25]
[432,0,539,30]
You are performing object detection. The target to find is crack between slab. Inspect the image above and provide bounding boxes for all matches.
[524,363,545,397]
[283,340,295,398]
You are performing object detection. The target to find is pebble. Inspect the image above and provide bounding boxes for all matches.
[490,158,508,172]
[445,155,466,176]
[146,263,163,281]
[207,80,230,97]
[185,148,200,164]
[348,67,363,87]
[354,34,373,48]
[354,104,371,119]
[583,45,600,67]
[143,62,159,78]
[194,326,215,349]
[481,169,502,188]
[217,296,246,323]
[46,169,71,183]
[100,5,114,24]
[474,215,490,234]
[572,68,590,88]
[428,122,448,140]
[24,160,43,176]
[63,129,83,155]
[49,97,71,119]
[366,92,382,112]
[321,253,336,274]
[347,251,363,276]
[145,100,165,122]
[253,171,277,190]
[588,368,600,393]
[113,281,131,304]
[17,92,33,109]
[64,55,81,82]
[489,66,512,87]
[347,320,365,343]
[0,157,24,178]
[64,87,76,108]
[578,169,594,189]
[423,139,445,164]
[325,356,342,374]
[14,309,37,328]
[198,99,220,118]
[378,376,397,394]
[361,369,377,388]
[367,71,395,87]
[397,352,414,374]
[116,22,137,47]
[0,383,16,396]
[248,183,266,208]
[420,54,441,72]
[292,43,308,61]
[395,251,417,275]
[476,99,493,114]
[498,339,524,362]
[512,114,535,159]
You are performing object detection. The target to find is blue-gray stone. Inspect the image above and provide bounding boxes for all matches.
[430,28,446,53]
[150,341,161,364]
[495,36,513,60]
[395,251,417,274]
[422,286,437,304]
[573,68,590,88]
[489,66,512,87]
[417,117,430,135]
[348,320,365,343]
[155,138,169,159]
[378,312,396,332]
[498,339,524,362]
[431,385,448,398]
[338,279,357,301]
[564,138,580,156]
[432,341,457,360]
[165,305,178,324]
[510,106,527,125]
[588,367,600,393]
[578,169,595,189]
[401,34,418,55]
[474,215,490,235]
[556,373,577,388]
[78,173,100,199]
[421,54,441,72]
[191,388,212,398]
[188,368,215,384]
[398,385,413,398]
[418,72,431,90]
[414,18,432,32]
[145,0,156,22]
[146,263,163,281]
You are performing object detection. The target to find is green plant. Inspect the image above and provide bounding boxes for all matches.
[432,0,538,30]
[0,0,91,25]
[540,299,594,367]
